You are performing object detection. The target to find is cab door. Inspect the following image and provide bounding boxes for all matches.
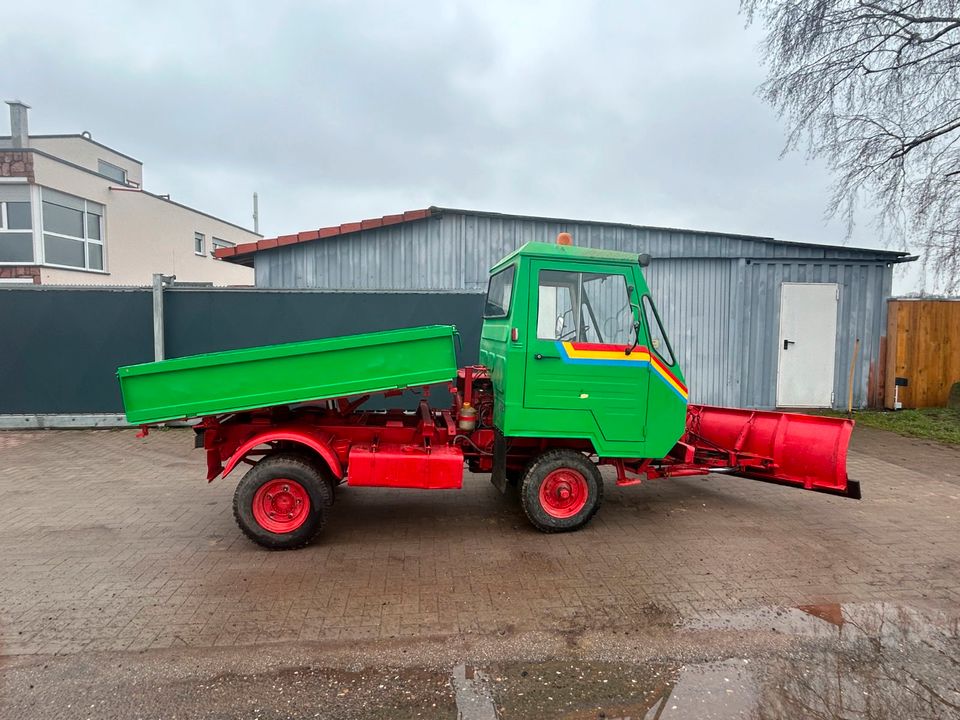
[523,261,649,444]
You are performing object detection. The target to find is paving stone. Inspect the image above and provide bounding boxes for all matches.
[0,427,958,656]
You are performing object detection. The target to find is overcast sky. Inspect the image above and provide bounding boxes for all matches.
[4,1,919,285]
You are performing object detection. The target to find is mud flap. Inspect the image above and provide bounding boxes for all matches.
[491,428,508,494]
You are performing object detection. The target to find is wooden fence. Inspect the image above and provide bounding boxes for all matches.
[884,299,960,409]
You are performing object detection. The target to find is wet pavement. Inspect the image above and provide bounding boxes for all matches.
[2,426,960,718]
[2,601,958,718]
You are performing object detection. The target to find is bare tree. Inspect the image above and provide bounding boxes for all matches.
[742,0,960,292]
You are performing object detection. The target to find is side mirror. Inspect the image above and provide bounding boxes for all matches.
[637,253,651,267]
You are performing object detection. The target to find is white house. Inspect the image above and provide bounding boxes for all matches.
[0,101,257,286]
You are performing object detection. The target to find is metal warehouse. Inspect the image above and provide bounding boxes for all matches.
[217,207,913,410]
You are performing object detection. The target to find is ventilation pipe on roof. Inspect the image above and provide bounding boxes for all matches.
[5,100,30,148]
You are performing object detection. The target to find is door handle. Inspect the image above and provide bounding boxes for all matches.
[535,354,561,360]
[783,339,796,350]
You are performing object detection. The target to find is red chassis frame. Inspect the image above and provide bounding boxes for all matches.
[178,366,858,500]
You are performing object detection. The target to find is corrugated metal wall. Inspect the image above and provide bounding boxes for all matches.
[737,260,892,409]
[645,259,740,407]
[254,211,897,409]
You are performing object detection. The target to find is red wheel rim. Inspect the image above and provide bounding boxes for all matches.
[538,468,589,519]
[252,479,310,533]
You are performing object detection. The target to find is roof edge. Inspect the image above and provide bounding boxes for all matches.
[217,205,913,265]
[0,133,143,165]
[215,208,434,264]
[430,206,911,258]
[6,147,259,238]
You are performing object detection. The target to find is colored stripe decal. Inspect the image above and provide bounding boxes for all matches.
[648,352,686,392]
[558,342,649,363]
[554,341,688,401]
[649,354,689,399]
[568,342,638,353]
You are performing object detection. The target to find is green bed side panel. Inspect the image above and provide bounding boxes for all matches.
[117,325,458,424]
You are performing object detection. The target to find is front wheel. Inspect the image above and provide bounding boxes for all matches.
[520,449,603,533]
[233,453,333,550]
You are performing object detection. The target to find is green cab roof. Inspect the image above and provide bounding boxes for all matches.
[490,241,643,273]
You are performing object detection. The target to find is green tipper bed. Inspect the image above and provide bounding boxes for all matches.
[117,325,459,425]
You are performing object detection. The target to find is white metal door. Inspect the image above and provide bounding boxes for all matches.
[776,283,839,408]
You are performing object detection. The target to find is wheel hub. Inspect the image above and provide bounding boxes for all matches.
[252,478,310,533]
[539,468,589,519]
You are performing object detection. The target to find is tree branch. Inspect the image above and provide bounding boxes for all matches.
[891,118,960,158]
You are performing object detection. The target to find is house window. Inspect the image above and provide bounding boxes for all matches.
[98,160,127,184]
[41,188,104,271]
[0,200,34,263]
[211,237,234,256]
[42,188,104,270]
[194,232,205,255]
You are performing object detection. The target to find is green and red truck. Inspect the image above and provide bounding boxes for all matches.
[118,237,857,549]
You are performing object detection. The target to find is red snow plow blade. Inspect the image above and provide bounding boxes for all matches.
[679,404,859,498]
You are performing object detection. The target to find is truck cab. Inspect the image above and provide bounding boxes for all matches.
[480,240,688,461]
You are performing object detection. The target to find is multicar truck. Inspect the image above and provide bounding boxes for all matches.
[118,237,857,549]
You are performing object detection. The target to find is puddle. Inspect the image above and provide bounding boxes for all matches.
[481,658,751,719]
[452,663,499,720]
[481,603,960,719]
[4,603,957,720]
[167,664,459,720]
[680,604,849,638]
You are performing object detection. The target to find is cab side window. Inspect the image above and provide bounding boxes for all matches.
[537,271,577,340]
[642,295,675,365]
[582,272,632,345]
[484,265,515,318]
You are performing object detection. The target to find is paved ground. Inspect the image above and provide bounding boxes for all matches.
[1,426,959,718]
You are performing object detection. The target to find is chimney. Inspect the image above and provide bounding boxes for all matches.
[6,100,30,148]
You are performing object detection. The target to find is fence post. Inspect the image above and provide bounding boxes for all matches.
[152,273,176,361]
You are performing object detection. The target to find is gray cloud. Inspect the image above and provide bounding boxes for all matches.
[4,0,916,289]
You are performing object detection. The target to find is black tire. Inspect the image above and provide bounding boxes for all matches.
[520,449,603,533]
[233,453,334,550]
[295,452,341,496]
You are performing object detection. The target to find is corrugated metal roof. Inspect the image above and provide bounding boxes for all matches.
[215,206,913,267]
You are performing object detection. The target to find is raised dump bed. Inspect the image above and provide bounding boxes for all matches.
[118,325,459,425]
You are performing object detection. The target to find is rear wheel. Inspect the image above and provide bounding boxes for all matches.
[520,449,603,533]
[233,453,333,550]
